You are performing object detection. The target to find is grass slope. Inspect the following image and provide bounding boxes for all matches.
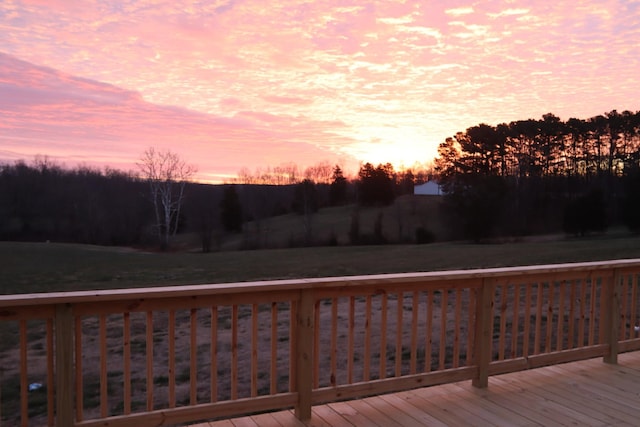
[218,195,447,249]
[3,231,640,294]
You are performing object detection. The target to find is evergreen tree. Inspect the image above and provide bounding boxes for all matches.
[329,165,348,206]
[220,186,243,232]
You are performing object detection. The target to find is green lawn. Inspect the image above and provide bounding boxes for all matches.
[3,232,640,294]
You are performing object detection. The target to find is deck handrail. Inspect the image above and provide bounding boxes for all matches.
[3,258,640,307]
[2,259,640,426]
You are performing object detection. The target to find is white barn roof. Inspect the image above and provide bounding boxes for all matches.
[413,181,443,196]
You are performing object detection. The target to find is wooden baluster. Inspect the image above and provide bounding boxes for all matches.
[20,319,27,426]
[380,293,388,379]
[523,284,532,357]
[100,314,108,417]
[312,300,319,389]
[168,310,176,407]
[210,306,218,403]
[348,296,355,384]
[363,295,372,381]
[439,289,448,369]
[579,281,587,347]
[619,275,628,340]
[511,284,521,358]
[47,319,54,426]
[557,281,566,351]
[270,302,278,395]
[291,300,298,392]
[410,291,419,374]
[425,290,433,372]
[396,292,403,377]
[589,280,597,346]
[251,304,258,397]
[599,281,607,344]
[330,298,338,386]
[146,311,154,411]
[467,288,475,364]
[190,308,197,404]
[498,285,507,360]
[604,271,622,364]
[534,283,544,354]
[545,283,554,353]
[74,316,83,421]
[123,312,131,414]
[231,305,238,400]
[453,288,462,367]
[568,281,576,349]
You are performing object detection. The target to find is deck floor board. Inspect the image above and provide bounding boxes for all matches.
[196,351,640,426]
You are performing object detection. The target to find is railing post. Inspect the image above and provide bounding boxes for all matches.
[55,303,74,426]
[295,289,314,420]
[604,270,622,364]
[472,278,494,388]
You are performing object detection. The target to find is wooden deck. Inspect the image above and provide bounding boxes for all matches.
[192,351,640,427]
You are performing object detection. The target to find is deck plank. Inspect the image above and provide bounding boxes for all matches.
[438,382,536,426]
[401,387,496,426]
[249,412,285,427]
[337,398,406,427]
[311,404,352,426]
[197,352,640,427]
[506,363,623,425]
[326,401,382,427]
[229,416,259,427]
[376,392,454,426]
[491,373,606,426]
[484,377,573,427]
[528,369,638,425]
[268,410,307,427]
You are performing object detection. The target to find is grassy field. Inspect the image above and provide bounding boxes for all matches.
[3,230,640,294]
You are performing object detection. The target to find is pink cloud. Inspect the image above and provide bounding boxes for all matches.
[0,53,357,181]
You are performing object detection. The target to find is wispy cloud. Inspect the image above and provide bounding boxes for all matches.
[445,7,474,17]
[488,8,530,18]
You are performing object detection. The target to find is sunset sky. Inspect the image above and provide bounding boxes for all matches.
[1,1,639,182]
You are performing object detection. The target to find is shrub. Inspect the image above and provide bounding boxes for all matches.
[415,227,436,244]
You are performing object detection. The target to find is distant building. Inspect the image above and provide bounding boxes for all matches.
[413,181,443,196]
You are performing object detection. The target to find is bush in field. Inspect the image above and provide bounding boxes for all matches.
[415,227,436,244]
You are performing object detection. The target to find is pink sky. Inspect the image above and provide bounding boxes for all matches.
[1,1,639,182]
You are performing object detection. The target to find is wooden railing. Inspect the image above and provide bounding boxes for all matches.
[2,259,640,426]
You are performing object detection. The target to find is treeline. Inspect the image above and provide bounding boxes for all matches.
[434,110,640,240]
[0,159,149,245]
[0,158,429,250]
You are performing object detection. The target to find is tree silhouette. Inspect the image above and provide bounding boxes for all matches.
[357,162,395,206]
[292,179,318,245]
[563,189,607,236]
[434,110,640,239]
[329,165,348,206]
[220,186,243,233]
[137,147,196,250]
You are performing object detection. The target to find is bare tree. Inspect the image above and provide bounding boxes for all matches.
[137,147,196,250]
[304,161,333,184]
